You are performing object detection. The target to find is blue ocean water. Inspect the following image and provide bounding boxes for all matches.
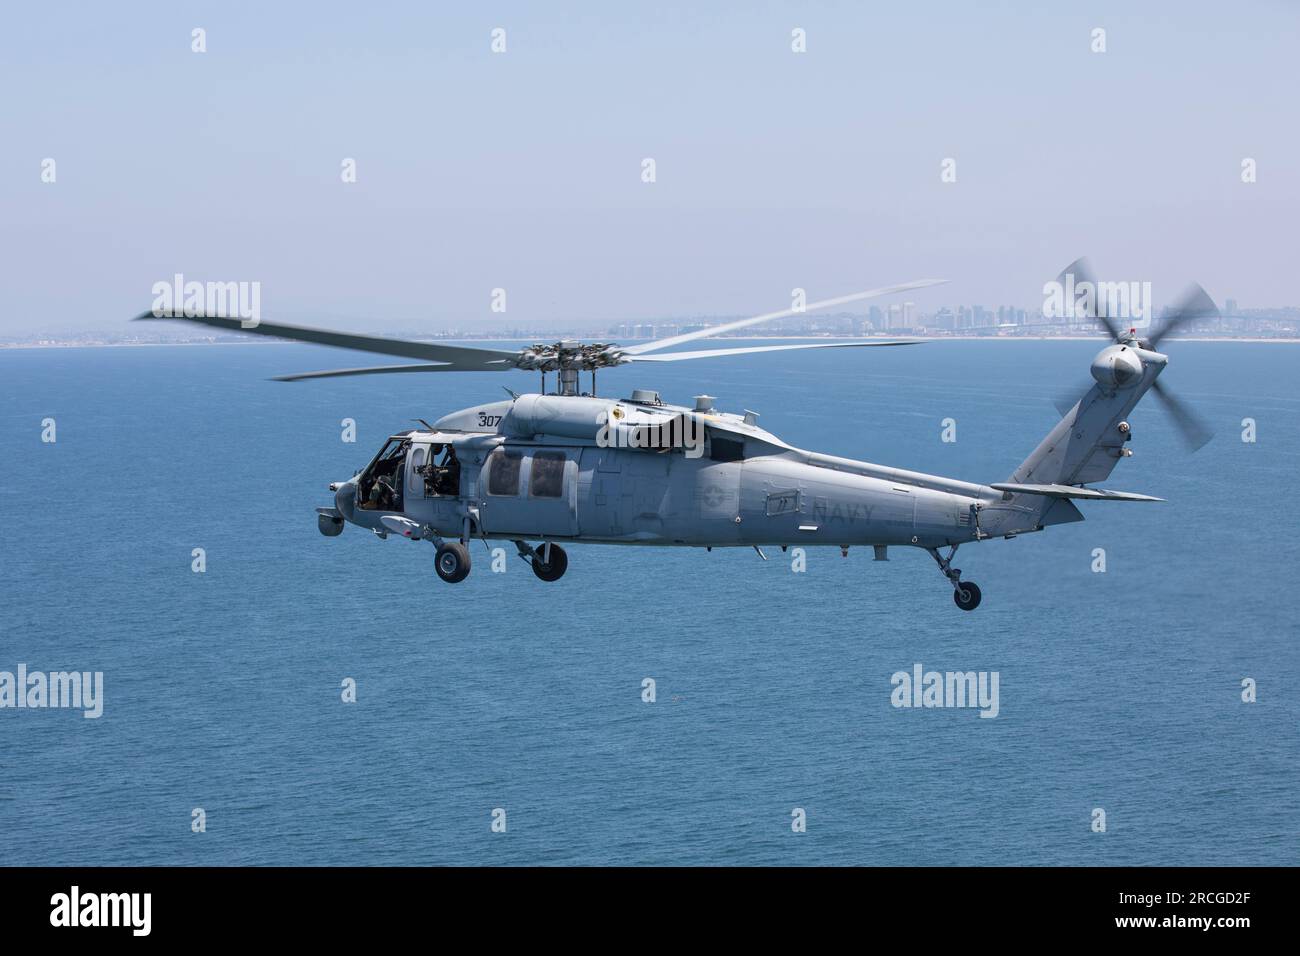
[1,339,1297,866]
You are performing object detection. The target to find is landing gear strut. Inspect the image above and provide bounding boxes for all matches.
[514,540,568,582]
[928,545,981,611]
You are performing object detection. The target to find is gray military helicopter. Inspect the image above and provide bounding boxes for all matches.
[135,263,1215,610]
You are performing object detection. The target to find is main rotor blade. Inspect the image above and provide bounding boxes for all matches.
[1057,256,1123,340]
[132,310,519,368]
[621,279,947,355]
[1151,379,1214,451]
[1148,284,1219,348]
[627,340,920,362]
[271,363,511,382]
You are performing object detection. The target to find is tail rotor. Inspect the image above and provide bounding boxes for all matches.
[1051,258,1216,451]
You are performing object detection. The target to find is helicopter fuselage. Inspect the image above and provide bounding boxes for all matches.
[325,390,1071,554]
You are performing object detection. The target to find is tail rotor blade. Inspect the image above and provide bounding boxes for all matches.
[1057,256,1123,340]
[1151,379,1214,451]
[1148,284,1219,349]
[1052,384,1090,417]
[1058,256,1096,289]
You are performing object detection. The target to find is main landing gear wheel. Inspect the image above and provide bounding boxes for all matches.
[953,581,982,611]
[435,541,471,583]
[531,543,568,582]
[927,544,982,612]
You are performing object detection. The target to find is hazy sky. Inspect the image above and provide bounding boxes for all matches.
[2,1,1297,333]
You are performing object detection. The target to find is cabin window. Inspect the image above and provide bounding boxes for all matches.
[487,448,523,496]
[710,436,745,462]
[530,452,566,498]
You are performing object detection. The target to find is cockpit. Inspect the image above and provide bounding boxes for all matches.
[357,434,462,513]
[357,436,410,512]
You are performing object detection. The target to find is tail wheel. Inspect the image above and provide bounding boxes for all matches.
[953,581,982,611]
[531,544,568,582]
[435,542,471,583]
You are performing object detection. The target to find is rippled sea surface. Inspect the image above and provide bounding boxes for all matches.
[1,339,1297,865]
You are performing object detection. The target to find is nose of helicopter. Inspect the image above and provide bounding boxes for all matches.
[334,480,357,522]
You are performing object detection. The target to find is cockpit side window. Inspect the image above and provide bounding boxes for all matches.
[487,448,523,496]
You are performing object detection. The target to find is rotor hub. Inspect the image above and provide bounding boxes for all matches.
[513,341,626,372]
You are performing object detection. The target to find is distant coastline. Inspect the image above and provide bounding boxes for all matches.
[4,334,1298,350]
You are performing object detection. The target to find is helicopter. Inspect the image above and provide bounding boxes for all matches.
[134,261,1216,610]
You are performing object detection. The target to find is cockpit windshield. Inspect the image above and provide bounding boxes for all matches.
[357,436,410,512]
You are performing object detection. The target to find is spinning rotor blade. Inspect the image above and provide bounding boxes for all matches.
[132,311,519,368]
[271,363,511,382]
[1057,256,1123,340]
[627,340,920,362]
[1051,377,1213,450]
[134,277,941,382]
[1148,284,1219,348]
[621,279,947,355]
[1045,260,1214,451]
[1052,387,1088,417]
[1151,379,1214,451]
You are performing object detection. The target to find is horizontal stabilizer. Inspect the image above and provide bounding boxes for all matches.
[989,483,1164,502]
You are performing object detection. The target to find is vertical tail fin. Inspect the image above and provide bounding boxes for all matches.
[980,343,1167,536]
[1009,344,1166,487]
